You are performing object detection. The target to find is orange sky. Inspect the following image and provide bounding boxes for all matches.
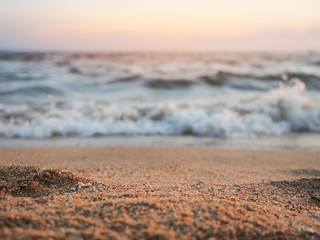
[1,0,320,51]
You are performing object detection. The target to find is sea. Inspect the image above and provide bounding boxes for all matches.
[1,51,320,150]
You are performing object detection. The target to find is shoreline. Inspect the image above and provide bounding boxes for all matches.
[1,147,319,239]
[1,133,320,150]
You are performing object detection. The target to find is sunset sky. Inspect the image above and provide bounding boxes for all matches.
[1,0,320,51]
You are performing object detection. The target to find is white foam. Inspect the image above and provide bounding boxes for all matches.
[1,79,319,138]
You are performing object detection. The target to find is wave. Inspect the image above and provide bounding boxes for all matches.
[0,85,64,97]
[199,71,320,90]
[108,75,141,84]
[199,76,222,85]
[0,72,42,82]
[0,52,47,62]
[2,52,320,92]
[69,66,82,75]
[1,79,319,138]
[145,79,195,89]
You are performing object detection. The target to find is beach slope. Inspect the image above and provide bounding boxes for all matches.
[0,147,319,239]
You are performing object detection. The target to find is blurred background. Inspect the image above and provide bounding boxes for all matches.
[0,1,320,149]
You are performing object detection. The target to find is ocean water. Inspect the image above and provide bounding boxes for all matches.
[1,51,320,145]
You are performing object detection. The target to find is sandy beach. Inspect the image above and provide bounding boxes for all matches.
[0,147,319,239]
[1,0,320,239]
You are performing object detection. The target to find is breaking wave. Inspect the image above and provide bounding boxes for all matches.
[1,79,319,138]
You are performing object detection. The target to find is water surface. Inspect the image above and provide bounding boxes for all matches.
[1,51,320,141]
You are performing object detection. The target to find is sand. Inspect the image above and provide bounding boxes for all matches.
[0,147,319,239]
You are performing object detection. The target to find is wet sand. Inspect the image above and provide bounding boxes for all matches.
[0,147,320,239]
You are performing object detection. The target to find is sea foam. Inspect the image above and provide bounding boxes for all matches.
[1,79,319,138]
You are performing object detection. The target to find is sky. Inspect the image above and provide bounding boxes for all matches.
[1,0,320,51]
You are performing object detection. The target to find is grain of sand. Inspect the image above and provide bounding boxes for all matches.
[0,147,319,239]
